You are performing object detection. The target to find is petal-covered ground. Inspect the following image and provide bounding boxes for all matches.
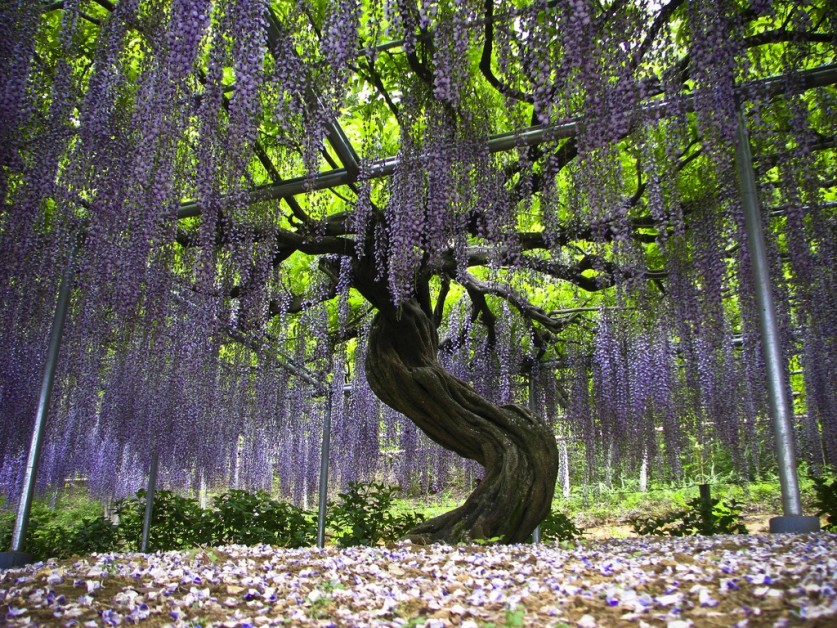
[1,534,835,627]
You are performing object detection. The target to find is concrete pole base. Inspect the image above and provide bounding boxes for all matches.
[769,515,821,534]
[0,551,34,570]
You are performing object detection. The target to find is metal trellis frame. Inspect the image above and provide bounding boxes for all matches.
[176,63,837,219]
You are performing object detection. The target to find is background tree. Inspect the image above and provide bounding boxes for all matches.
[0,0,834,543]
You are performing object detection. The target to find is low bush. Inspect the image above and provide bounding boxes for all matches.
[328,482,425,547]
[2,484,430,557]
[629,496,748,537]
[211,489,316,548]
[539,510,583,542]
[811,470,837,531]
[0,497,118,560]
[113,489,213,552]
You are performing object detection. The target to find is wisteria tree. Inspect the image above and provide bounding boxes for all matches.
[0,0,834,543]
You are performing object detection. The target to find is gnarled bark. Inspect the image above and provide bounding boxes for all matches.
[365,299,558,544]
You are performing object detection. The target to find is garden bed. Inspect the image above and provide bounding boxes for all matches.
[2,534,835,626]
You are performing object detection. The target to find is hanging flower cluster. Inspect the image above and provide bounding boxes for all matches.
[430,0,473,106]
[385,135,426,305]
[226,0,269,184]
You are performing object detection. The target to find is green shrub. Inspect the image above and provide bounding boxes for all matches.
[745,480,782,509]
[629,496,748,537]
[0,498,118,560]
[539,510,583,542]
[113,489,213,552]
[66,514,120,555]
[210,489,316,548]
[811,472,837,531]
[328,482,425,547]
[2,488,326,556]
[0,508,14,550]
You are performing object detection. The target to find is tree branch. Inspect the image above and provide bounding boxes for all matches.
[433,276,450,327]
[465,283,497,344]
[457,271,574,335]
[633,0,686,70]
[479,0,533,104]
[355,56,401,119]
[745,29,836,47]
[416,276,434,320]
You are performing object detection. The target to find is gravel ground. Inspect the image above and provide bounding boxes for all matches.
[1,533,835,627]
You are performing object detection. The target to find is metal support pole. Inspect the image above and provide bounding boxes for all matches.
[316,395,333,548]
[140,452,159,553]
[735,110,819,534]
[559,441,571,499]
[698,484,713,532]
[0,255,75,568]
[199,470,208,510]
[531,520,542,544]
[529,368,542,544]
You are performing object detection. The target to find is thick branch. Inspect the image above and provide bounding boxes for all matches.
[465,284,498,344]
[633,0,686,69]
[479,0,533,104]
[458,271,574,335]
[416,276,433,320]
[433,276,450,328]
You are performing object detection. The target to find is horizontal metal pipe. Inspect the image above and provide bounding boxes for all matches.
[177,170,354,219]
[175,63,836,219]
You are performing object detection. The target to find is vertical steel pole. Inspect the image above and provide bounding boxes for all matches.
[316,394,332,548]
[639,447,649,493]
[560,441,571,499]
[735,110,818,533]
[529,367,542,544]
[140,452,159,552]
[699,484,713,531]
[10,255,75,553]
[199,470,208,510]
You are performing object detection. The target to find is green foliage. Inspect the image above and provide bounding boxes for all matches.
[743,480,783,510]
[539,510,584,543]
[504,607,527,627]
[0,488,439,558]
[0,496,118,561]
[114,489,319,551]
[210,489,316,548]
[44,512,120,558]
[113,489,213,552]
[0,509,12,549]
[328,482,425,547]
[810,471,837,532]
[629,496,748,537]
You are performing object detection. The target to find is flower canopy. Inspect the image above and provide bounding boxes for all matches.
[0,0,834,501]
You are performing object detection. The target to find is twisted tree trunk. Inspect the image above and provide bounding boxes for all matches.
[365,299,558,544]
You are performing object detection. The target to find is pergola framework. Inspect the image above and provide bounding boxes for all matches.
[177,61,837,218]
